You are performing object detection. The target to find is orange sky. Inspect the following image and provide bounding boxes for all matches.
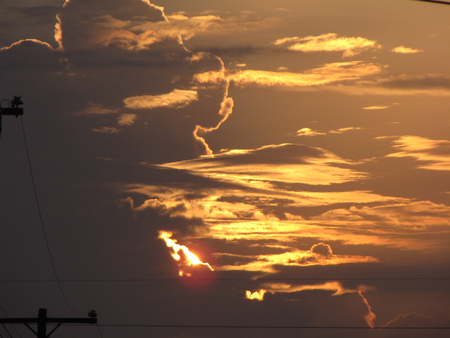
[1,1,450,338]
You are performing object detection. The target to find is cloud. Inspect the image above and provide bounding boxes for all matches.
[56,0,168,51]
[118,113,137,126]
[296,128,326,136]
[392,46,424,54]
[329,127,362,134]
[74,101,118,115]
[246,282,377,327]
[274,33,380,57]
[226,61,383,88]
[245,289,266,301]
[382,312,450,328]
[331,74,450,96]
[382,136,450,170]
[296,127,362,136]
[123,89,199,109]
[160,143,366,186]
[363,105,389,110]
[218,243,378,274]
[91,126,120,134]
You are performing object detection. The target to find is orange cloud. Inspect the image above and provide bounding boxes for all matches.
[227,61,383,88]
[382,312,450,328]
[246,281,376,327]
[193,82,234,155]
[217,243,378,274]
[117,113,137,126]
[123,89,199,109]
[391,46,424,54]
[73,101,119,115]
[363,105,389,110]
[91,126,120,134]
[382,136,450,170]
[296,128,326,136]
[245,289,266,301]
[329,74,450,96]
[329,127,362,134]
[274,33,380,57]
[160,143,366,187]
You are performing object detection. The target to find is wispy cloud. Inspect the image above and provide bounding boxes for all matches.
[246,281,376,327]
[381,136,450,170]
[273,33,380,57]
[296,128,326,136]
[297,127,362,136]
[74,101,118,115]
[123,89,199,109]
[91,126,120,134]
[392,46,424,54]
[118,113,137,126]
[363,105,389,110]
[200,61,384,89]
[160,143,365,186]
[218,243,378,274]
[329,127,362,134]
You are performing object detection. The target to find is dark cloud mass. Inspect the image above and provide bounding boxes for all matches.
[1,1,450,338]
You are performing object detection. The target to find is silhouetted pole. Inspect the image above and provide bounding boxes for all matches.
[0,308,97,337]
[0,96,24,137]
[38,308,47,338]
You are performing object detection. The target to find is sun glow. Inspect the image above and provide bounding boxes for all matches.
[158,231,214,276]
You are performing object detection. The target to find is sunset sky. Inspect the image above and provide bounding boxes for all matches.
[1,1,450,337]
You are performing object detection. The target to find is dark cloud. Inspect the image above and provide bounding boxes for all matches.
[379,74,450,90]
[19,6,62,24]
[311,243,333,256]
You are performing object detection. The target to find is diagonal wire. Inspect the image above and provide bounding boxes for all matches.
[19,117,78,316]
[0,305,21,338]
[413,0,450,4]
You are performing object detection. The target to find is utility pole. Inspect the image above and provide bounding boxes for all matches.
[0,96,24,137]
[0,308,97,337]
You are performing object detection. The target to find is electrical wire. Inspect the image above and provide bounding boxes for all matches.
[1,277,449,282]
[81,323,450,330]
[0,305,21,338]
[414,0,450,4]
[19,117,78,317]
[95,324,104,338]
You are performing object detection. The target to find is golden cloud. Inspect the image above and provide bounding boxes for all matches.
[217,243,378,274]
[274,33,380,57]
[73,101,118,115]
[296,128,326,136]
[160,143,366,186]
[226,61,383,88]
[383,136,450,171]
[391,46,424,54]
[123,89,199,109]
[363,105,389,110]
[246,281,376,327]
[117,113,137,126]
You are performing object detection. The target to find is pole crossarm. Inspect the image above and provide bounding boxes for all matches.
[0,308,97,338]
[0,108,24,116]
[0,318,97,324]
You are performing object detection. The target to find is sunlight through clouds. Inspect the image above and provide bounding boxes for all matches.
[274,33,380,57]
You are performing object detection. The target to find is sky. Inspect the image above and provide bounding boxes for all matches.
[1,0,450,337]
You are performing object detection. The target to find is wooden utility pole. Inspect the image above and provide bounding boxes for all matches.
[0,96,24,136]
[0,308,97,337]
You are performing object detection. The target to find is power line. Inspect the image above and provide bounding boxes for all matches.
[79,323,450,330]
[414,0,450,5]
[1,277,449,282]
[0,305,21,338]
[20,117,78,317]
